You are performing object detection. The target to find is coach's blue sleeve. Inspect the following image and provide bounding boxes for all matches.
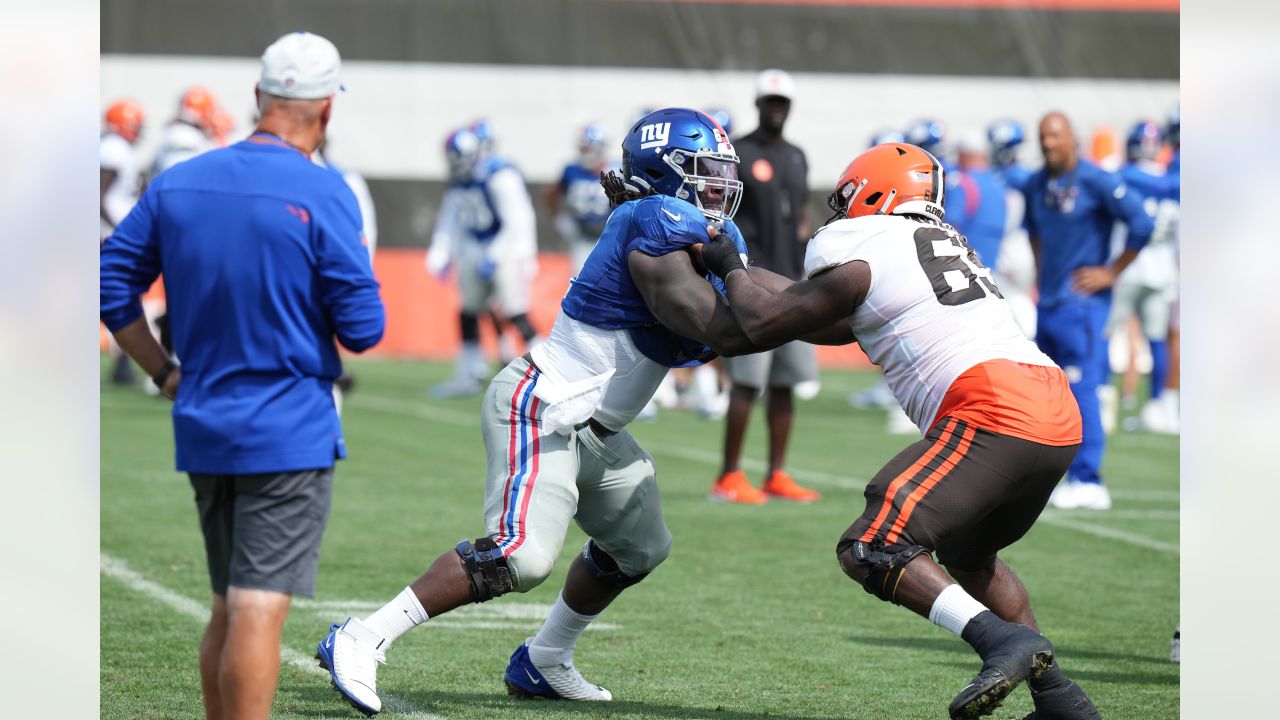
[100,186,161,332]
[316,186,385,352]
[1097,170,1155,252]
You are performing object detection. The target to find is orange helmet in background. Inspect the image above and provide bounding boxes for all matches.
[827,143,946,222]
[179,85,219,132]
[104,99,145,143]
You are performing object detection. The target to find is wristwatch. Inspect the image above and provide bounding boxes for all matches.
[151,359,178,389]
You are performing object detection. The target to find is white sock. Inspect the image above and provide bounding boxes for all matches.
[928,584,989,638]
[528,592,596,665]
[363,586,429,649]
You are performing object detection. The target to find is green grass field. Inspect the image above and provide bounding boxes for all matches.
[101,357,1179,720]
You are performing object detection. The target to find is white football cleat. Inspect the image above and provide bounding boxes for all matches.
[316,618,386,716]
[1049,480,1112,510]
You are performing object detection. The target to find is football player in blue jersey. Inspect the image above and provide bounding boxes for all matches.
[1109,120,1180,434]
[1024,112,1155,510]
[426,125,541,398]
[945,131,1007,271]
[869,129,906,148]
[316,108,833,715]
[988,119,1032,193]
[907,119,952,170]
[548,122,618,272]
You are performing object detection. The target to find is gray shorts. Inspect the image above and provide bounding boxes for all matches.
[189,468,334,597]
[724,341,818,389]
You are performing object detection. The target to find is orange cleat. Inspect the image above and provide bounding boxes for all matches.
[762,470,821,503]
[709,470,767,505]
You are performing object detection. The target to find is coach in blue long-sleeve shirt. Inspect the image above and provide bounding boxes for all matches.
[1023,112,1153,511]
[99,32,383,720]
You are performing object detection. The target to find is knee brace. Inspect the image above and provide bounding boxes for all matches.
[581,540,649,590]
[838,537,929,603]
[456,537,513,603]
[459,313,480,343]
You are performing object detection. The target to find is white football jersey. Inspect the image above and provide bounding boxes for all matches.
[100,132,141,238]
[804,214,1056,433]
[151,120,214,175]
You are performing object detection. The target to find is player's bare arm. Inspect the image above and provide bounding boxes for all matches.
[627,248,760,357]
[741,264,857,346]
[700,232,866,347]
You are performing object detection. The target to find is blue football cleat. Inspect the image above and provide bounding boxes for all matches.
[504,640,612,701]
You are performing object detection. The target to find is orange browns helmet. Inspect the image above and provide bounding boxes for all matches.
[104,99,145,143]
[826,142,946,222]
[179,85,219,132]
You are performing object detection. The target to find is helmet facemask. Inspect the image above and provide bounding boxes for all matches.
[665,149,743,223]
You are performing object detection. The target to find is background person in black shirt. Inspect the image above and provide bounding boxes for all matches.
[709,69,822,505]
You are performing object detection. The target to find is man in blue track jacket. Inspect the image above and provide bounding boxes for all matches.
[99,32,384,720]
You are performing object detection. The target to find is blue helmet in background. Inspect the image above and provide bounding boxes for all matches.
[621,107,743,223]
[987,119,1025,166]
[470,118,495,155]
[578,122,608,164]
[708,108,733,137]
[868,129,905,148]
[906,119,947,154]
[1126,120,1164,162]
[444,127,482,181]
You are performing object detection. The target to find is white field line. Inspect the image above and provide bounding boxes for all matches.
[1036,516,1179,555]
[100,553,447,720]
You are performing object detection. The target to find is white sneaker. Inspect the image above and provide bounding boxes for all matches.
[1071,481,1112,510]
[1141,395,1180,435]
[848,379,896,409]
[1047,479,1077,509]
[794,380,821,401]
[317,617,386,716]
[505,641,612,701]
[1051,480,1112,510]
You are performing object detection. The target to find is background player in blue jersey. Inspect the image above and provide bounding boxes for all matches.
[944,131,1008,270]
[988,119,1032,194]
[1109,120,1180,434]
[426,126,541,398]
[907,118,952,170]
[1024,112,1155,510]
[548,122,617,272]
[316,108,841,716]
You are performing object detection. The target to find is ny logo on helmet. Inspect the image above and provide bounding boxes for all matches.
[639,123,671,150]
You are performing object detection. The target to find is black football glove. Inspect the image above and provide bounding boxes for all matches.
[701,232,747,280]
[599,170,650,207]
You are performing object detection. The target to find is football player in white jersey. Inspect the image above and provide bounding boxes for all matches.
[151,86,220,176]
[101,99,147,385]
[698,143,1099,720]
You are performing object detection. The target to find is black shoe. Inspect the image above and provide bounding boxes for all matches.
[949,623,1055,719]
[1018,679,1101,719]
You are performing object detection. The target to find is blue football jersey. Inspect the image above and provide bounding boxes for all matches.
[448,156,517,242]
[559,162,615,238]
[562,194,746,368]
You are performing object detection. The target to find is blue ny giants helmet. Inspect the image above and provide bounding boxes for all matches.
[621,107,743,223]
